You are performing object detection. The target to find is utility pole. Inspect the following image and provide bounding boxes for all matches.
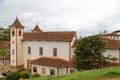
[101,53,104,68]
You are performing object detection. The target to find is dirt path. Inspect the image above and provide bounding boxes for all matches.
[96,77,120,80]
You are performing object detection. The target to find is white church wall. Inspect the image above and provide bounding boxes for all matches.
[103,49,119,62]
[23,41,70,69]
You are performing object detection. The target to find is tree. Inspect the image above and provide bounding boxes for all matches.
[6,72,21,80]
[74,35,106,70]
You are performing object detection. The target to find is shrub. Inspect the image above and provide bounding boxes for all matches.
[0,77,6,80]
[21,72,30,79]
[6,72,21,80]
[104,71,120,77]
[31,73,41,78]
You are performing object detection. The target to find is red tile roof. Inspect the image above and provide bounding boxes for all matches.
[23,31,76,41]
[0,56,10,60]
[100,33,120,36]
[101,38,120,49]
[9,18,24,28]
[31,57,75,68]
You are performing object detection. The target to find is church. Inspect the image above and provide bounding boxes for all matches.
[9,17,120,76]
[9,17,77,76]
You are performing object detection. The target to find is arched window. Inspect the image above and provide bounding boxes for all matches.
[19,30,21,36]
[70,69,75,73]
[33,66,37,72]
[50,69,55,75]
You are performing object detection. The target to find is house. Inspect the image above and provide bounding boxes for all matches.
[0,56,10,65]
[101,33,120,63]
[9,17,77,76]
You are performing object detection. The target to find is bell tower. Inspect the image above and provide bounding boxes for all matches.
[9,17,24,70]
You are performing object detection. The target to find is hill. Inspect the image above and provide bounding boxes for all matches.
[26,66,120,80]
[0,41,10,58]
[0,27,10,58]
[0,27,10,41]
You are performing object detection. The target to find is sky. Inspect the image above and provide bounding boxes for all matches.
[0,0,120,37]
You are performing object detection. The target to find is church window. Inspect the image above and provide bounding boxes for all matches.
[42,67,46,75]
[19,30,21,36]
[28,47,31,54]
[39,47,43,56]
[33,66,37,72]
[13,49,14,55]
[12,31,15,36]
[53,48,57,57]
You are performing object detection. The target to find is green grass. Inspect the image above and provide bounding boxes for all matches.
[26,66,120,80]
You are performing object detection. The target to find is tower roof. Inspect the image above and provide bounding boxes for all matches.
[9,17,24,28]
[32,24,42,33]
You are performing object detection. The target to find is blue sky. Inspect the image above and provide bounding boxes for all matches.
[0,0,120,36]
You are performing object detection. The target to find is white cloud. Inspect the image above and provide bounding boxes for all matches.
[0,0,120,36]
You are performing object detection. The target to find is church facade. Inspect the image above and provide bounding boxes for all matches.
[9,18,77,76]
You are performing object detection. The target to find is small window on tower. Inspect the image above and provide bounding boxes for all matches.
[19,30,21,36]
[13,49,14,55]
[12,60,14,63]
[28,47,31,54]
[12,40,14,44]
[12,31,15,36]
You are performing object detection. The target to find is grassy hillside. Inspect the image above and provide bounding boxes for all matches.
[26,66,120,80]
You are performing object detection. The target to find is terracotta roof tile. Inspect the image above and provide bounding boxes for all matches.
[31,57,75,68]
[9,18,24,28]
[0,56,10,60]
[100,33,120,36]
[23,31,76,41]
[101,38,120,49]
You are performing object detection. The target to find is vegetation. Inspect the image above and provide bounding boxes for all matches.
[104,71,120,78]
[0,77,6,80]
[25,66,120,80]
[0,49,10,58]
[6,72,30,80]
[6,72,21,80]
[74,35,106,70]
[0,27,4,30]
[112,30,120,33]
[21,72,30,79]
[31,73,41,78]
[0,27,10,41]
[0,27,10,58]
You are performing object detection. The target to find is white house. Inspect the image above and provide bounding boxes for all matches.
[9,17,77,76]
[0,56,10,65]
[101,33,120,63]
